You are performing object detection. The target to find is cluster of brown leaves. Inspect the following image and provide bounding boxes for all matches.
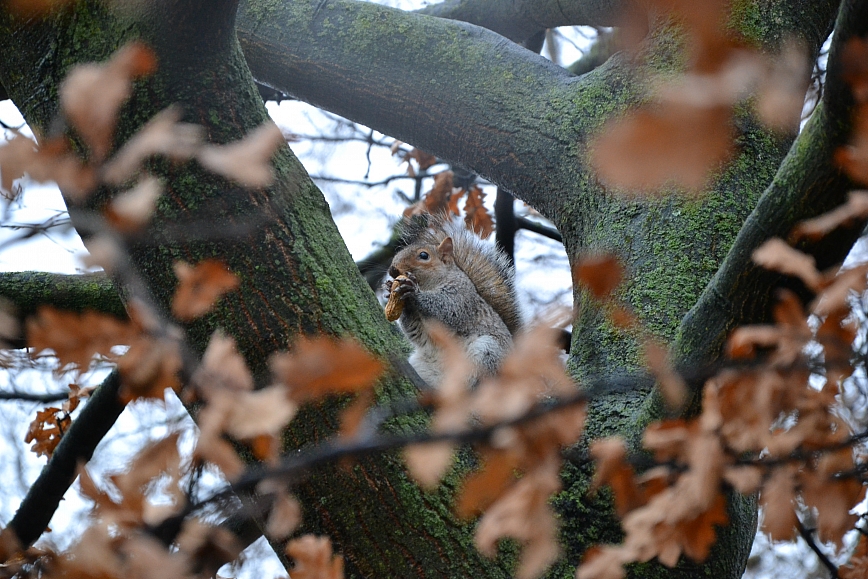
[402,322,585,579]
[401,170,496,237]
[23,385,86,458]
[590,0,811,193]
[25,258,239,408]
[2,426,346,579]
[579,206,868,578]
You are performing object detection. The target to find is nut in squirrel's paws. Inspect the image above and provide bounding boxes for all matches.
[385,276,409,321]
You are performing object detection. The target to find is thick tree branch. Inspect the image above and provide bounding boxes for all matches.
[418,0,625,44]
[0,271,124,320]
[236,0,595,221]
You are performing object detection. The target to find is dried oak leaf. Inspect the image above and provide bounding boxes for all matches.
[286,535,344,579]
[197,121,285,188]
[265,489,302,540]
[102,106,204,185]
[464,185,494,239]
[404,170,456,217]
[590,104,734,193]
[791,191,868,242]
[842,37,868,104]
[801,447,866,546]
[172,259,239,322]
[117,334,182,402]
[812,263,868,317]
[755,38,811,133]
[25,406,71,458]
[456,449,521,519]
[404,443,456,490]
[752,237,823,291]
[60,42,157,161]
[643,340,687,410]
[193,331,254,396]
[474,459,562,579]
[115,433,181,497]
[573,254,623,299]
[270,336,383,402]
[106,176,163,232]
[27,306,137,371]
[404,148,438,171]
[836,102,868,185]
[590,437,645,517]
[759,465,797,541]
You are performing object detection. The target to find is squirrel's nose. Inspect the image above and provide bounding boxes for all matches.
[389,266,400,278]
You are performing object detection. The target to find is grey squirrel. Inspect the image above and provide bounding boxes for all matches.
[384,219,522,386]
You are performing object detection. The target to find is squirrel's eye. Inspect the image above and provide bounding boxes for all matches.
[418,251,430,260]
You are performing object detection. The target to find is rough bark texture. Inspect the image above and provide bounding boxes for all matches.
[0,0,856,577]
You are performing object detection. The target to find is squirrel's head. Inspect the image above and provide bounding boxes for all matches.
[389,236,456,285]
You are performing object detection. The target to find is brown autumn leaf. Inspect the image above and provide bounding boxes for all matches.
[610,306,639,330]
[404,443,455,490]
[197,121,285,187]
[643,340,687,410]
[224,386,298,440]
[755,38,811,133]
[0,134,38,197]
[270,336,384,402]
[590,104,734,193]
[265,489,302,540]
[841,36,868,104]
[338,388,374,439]
[791,190,868,241]
[464,185,494,239]
[172,259,239,322]
[286,535,344,579]
[0,134,97,201]
[456,449,521,519]
[25,406,71,458]
[121,535,190,579]
[194,331,254,396]
[475,458,562,579]
[590,437,645,517]
[752,237,822,291]
[117,336,183,402]
[27,306,137,371]
[112,433,181,501]
[5,0,75,17]
[836,102,868,186]
[60,42,157,161]
[404,148,438,171]
[801,447,866,546]
[811,263,868,317]
[105,176,163,232]
[194,394,245,479]
[841,534,868,579]
[573,254,623,299]
[102,106,204,185]
[404,170,456,218]
[759,465,797,541]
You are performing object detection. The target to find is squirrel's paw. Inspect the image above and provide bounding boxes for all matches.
[384,274,416,322]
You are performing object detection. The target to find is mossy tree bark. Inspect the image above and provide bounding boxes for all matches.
[0,0,859,577]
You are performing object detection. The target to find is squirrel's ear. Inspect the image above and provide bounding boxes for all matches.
[437,237,454,259]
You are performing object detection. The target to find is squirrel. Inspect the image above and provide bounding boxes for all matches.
[383,218,522,386]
